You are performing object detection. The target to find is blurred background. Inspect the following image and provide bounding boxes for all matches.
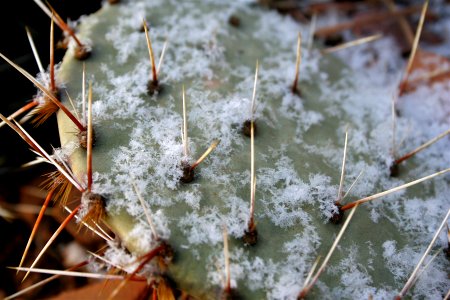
[0,1,102,298]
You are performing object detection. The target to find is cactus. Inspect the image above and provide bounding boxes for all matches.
[3,0,450,299]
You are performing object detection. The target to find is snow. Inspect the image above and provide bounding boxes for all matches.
[56,0,450,298]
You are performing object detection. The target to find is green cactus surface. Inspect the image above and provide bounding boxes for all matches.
[51,0,450,299]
